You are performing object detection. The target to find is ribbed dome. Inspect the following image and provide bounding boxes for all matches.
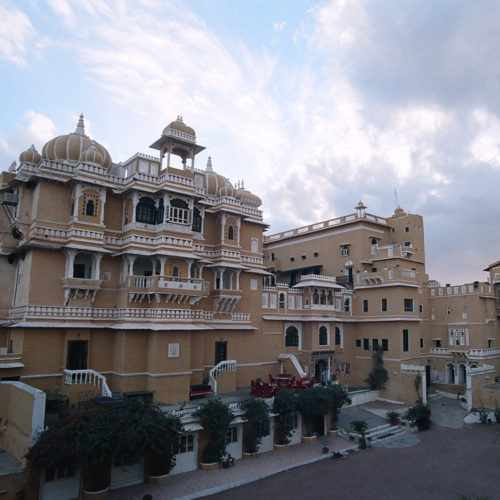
[162,116,196,142]
[19,144,42,165]
[41,114,112,168]
[204,156,233,196]
[236,188,262,207]
[218,179,235,198]
[81,141,105,166]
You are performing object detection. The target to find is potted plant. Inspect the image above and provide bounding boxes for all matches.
[242,398,269,457]
[296,386,331,442]
[414,374,422,405]
[350,420,368,450]
[325,382,350,435]
[272,388,297,449]
[364,347,388,390]
[386,410,400,426]
[194,399,234,469]
[405,404,431,431]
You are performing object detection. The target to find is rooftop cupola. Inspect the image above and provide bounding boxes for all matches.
[150,115,205,171]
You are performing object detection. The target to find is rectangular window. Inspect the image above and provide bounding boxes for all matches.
[363,300,368,312]
[371,267,377,272]
[363,338,369,350]
[341,245,350,257]
[372,338,379,350]
[403,329,409,352]
[434,339,441,348]
[419,304,423,313]
[178,434,194,453]
[420,338,424,349]
[404,298,414,312]
[66,340,88,370]
[381,298,387,312]
[446,307,452,315]
[381,339,388,351]
[356,339,361,347]
[226,427,238,444]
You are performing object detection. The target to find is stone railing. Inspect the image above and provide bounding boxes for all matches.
[64,369,112,397]
[264,212,388,242]
[209,360,237,394]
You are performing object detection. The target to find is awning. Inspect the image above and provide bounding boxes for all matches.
[0,362,24,369]
[182,423,203,432]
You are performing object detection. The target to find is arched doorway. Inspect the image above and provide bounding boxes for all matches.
[446,363,455,384]
[457,364,466,385]
[314,358,329,385]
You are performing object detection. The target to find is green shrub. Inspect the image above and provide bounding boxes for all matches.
[194,399,234,464]
[242,398,269,453]
[406,404,431,431]
[325,382,350,429]
[296,386,331,436]
[272,388,297,445]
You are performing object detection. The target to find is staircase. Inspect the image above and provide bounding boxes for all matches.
[209,359,236,394]
[341,422,406,445]
[64,369,112,398]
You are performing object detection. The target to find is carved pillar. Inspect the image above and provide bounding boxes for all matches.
[93,253,103,280]
[64,249,77,277]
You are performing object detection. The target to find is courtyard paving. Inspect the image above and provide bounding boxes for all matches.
[108,396,499,500]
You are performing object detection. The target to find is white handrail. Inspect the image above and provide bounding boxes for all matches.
[209,360,236,394]
[64,369,112,398]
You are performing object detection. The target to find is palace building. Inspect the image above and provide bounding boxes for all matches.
[0,115,499,493]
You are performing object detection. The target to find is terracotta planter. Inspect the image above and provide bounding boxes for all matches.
[242,452,259,460]
[200,462,219,471]
[147,473,170,484]
[301,435,317,444]
[273,443,290,451]
[82,487,110,500]
[322,446,329,454]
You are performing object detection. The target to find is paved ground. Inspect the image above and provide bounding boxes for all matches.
[204,424,500,500]
[108,396,498,500]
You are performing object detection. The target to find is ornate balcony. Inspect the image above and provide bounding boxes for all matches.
[127,275,207,305]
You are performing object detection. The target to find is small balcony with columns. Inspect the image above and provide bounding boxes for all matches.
[210,266,242,313]
[62,249,104,305]
[123,253,208,305]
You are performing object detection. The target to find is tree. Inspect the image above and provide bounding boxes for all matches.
[272,388,297,445]
[326,382,351,429]
[27,401,181,490]
[296,386,331,436]
[194,399,234,464]
[242,398,270,453]
[406,404,431,431]
[364,347,389,390]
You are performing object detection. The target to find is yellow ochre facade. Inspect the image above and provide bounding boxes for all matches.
[0,115,499,413]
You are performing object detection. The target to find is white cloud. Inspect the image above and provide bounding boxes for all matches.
[274,21,285,32]
[0,3,35,65]
[17,110,57,149]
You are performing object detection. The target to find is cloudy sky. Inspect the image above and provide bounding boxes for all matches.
[1,0,500,285]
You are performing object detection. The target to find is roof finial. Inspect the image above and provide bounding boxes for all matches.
[75,114,85,135]
[206,156,213,172]
[176,115,184,123]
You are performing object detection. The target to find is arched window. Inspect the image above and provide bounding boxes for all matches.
[136,197,156,224]
[228,225,234,240]
[371,238,377,245]
[313,289,319,305]
[327,291,334,305]
[279,293,286,309]
[85,199,95,216]
[319,326,328,346]
[320,290,326,305]
[344,298,350,312]
[285,326,299,347]
[170,198,189,224]
[157,198,164,224]
[192,207,202,232]
[335,327,341,346]
[172,266,179,278]
[73,253,93,279]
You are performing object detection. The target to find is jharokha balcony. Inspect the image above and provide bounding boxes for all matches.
[127,275,208,305]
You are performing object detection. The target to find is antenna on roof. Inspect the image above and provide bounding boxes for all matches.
[394,188,398,209]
